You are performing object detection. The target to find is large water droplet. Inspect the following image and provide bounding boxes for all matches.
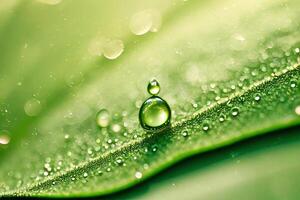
[96,109,110,128]
[139,96,171,131]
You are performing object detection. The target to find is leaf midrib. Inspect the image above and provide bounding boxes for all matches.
[7,62,299,196]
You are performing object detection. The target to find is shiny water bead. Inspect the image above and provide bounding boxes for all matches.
[96,109,110,128]
[139,79,171,132]
[139,96,171,131]
[147,79,160,95]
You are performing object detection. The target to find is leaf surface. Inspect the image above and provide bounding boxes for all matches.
[0,0,300,198]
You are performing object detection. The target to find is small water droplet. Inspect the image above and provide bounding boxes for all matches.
[219,114,226,122]
[64,134,70,140]
[102,39,124,60]
[96,109,110,128]
[135,171,143,179]
[97,170,103,176]
[254,93,261,101]
[182,131,188,137]
[130,10,153,35]
[87,148,93,155]
[202,122,209,131]
[290,80,297,88]
[106,167,111,172]
[83,172,88,178]
[0,134,10,145]
[107,139,113,144]
[295,48,300,53]
[116,157,123,165]
[24,98,42,117]
[152,145,158,152]
[147,78,160,95]
[231,107,239,117]
[111,124,122,133]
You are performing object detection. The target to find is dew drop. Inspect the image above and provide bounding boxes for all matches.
[102,39,124,60]
[116,157,123,165]
[96,109,110,128]
[147,78,160,95]
[130,10,153,35]
[107,139,113,144]
[290,80,297,88]
[24,98,42,117]
[139,96,171,131]
[111,124,122,133]
[135,171,143,179]
[295,48,300,53]
[231,107,239,117]
[219,114,226,122]
[87,148,93,155]
[0,134,10,145]
[202,122,209,131]
[97,170,103,176]
[254,93,261,101]
[83,172,88,178]
[182,131,188,137]
[152,145,158,152]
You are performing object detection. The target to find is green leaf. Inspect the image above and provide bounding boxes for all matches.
[111,127,300,200]
[0,0,300,198]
